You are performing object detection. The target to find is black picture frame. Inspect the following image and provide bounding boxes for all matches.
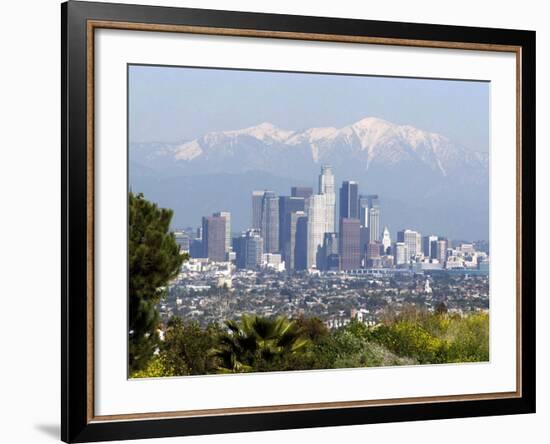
[61,1,536,442]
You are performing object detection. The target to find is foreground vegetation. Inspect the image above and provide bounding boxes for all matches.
[131,310,489,378]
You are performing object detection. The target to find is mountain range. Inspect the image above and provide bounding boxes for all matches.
[130,117,489,241]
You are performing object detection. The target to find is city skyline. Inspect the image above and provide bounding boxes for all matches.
[178,165,489,275]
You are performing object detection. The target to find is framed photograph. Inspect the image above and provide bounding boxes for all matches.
[61,1,536,442]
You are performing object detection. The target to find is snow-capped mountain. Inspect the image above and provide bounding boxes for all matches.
[130,117,489,240]
[132,117,487,180]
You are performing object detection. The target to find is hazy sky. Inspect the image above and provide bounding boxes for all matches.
[129,64,489,152]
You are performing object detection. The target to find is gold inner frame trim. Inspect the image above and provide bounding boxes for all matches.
[86,19,523,423]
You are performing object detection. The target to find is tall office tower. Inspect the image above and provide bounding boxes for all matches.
[436,238,448,266]
[422,235,438,258]
[294,213,309,271]
[189,238,204,259]
[368,206,381,242]
[382,226,391,254]
[213,211,231,254]
[366,241,382,259]
[339,181,359,220]
[358,195,370,227]
[305,194,327,269]
[202,215,226,262]
[291,186,313,199]
[318,165,336,233]
[394,242,408,266]
[174,231,190,253]
[278,196,305,261]
[339,218,361,270]
[285,210,306,271]
[245,230,264,269]
[235,229,264,269]
[235,229,264,270]
[251,191,265,230]
[366,241,382,268]
[397,229,422,259]
[320,232,338,271]
[359,226,370,264]
[232,235,242,262]
[430,239,439,259]
[261,191,279,253]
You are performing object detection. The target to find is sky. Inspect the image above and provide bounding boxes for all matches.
[128,64,490,152]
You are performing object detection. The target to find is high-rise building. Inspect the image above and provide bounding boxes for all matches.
[202,215,226,262]
[397,229,422,259]
[366,241,382,268]
[437,238,448,266]
[320,232,338,271]
[318,165,336,233]
[174,231,190,253]
[236,229,264,269]
[306,194,327,269]
[213,211,231,254]
[359,226,370,265]
[422,235,438,258]
[358,195,370,227]
[382,226,391,254]
[285,210,306,271]
[294,213,309,271]
[278,196,305,262]
[291,186,313,199]
[251,191,265,230]
[366,241,381,259]
[339,181,359,220]
[261,191,279,253]
[394,242,408,266]
[339,218,361,270]
[189,238,204,258]
[368,206,381,242]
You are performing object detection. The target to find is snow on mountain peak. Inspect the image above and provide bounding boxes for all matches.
[225,122,295,143]
[351,116,393,130]
[168,117,485,177]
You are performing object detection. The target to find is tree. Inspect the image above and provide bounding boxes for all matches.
[128,192,186,373]
[162,317,220,376]
[214,315,310,373]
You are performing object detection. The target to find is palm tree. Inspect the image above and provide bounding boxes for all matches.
[214,315,310,373]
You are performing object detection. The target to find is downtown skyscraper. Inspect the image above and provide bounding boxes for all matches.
[397,229,422,259]
[339,181,359,220]
[279,196,305,267]
[251,190,265,230]
[261,191,279,253]
[318,165,336,233]
[359,195,370,228]
[213,211,231,254]
[339,218,361,270]
[382,226,392,254]
[305,193,327,269]
[422,234,438,259]
[366,195,381,242]
[202,215,226,262]
[234,229,263,269]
